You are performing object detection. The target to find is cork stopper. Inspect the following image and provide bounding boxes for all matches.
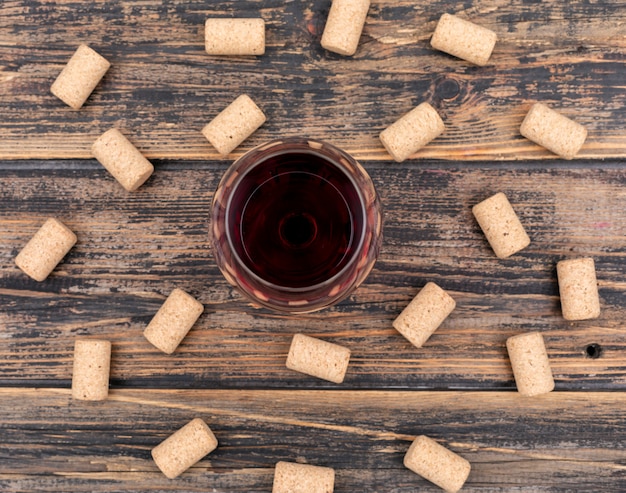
[404,435,471,493]
[91,128,154,192]
[144,288,204,354]
[506,331,555,397]
[393,282,456,348]
[286,334,351,384]
[321,0,371,56]
[557,257,600,320]
[379,102,444,162]
[205,18,265,55]
[202,94,266,156]
[430,14,497,66]
[520,103,587,159]
[71,339,112,401]
[151,418,218,479]
[272,461,335,493]
[472,192,531,259]
[15,217,77,282]
[51,44,111,109]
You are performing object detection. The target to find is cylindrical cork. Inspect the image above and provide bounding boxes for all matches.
[404,435,471,493]
[472,192,531,259]
[202,94,266,156]
[205,18,265,55]
[379,102,444,162]
[393,282,456,348]
[557,257,600,321]
[286,334,351,384]
[430,13,497,66]
[152,418,218,479]
[506,331,555,397]
[272,461,335,493]
[91,128,154,192]
[143,289,204,354]
[15,218,77,282]
[51,44,111,109]
[321,0,371,56]
[520,103,587,159]
[71,339,112,401]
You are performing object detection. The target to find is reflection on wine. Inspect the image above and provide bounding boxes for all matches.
[211,138,382,313]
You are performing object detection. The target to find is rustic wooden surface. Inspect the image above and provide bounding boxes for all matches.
[1,0,625,491]
[1,0,626,161]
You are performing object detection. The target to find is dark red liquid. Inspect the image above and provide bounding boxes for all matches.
[227,152,365,289]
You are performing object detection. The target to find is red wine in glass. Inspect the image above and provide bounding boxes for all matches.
[211,138,382,313]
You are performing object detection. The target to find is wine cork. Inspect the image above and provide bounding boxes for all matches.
[272,461,335,493]
[520,103,587,159]
[286,334,351,384]
[393,282,456,348]
[144,289,204,354]
[379,102,444,162]
[202,94,266,156]
[91,128,154,192]
[404,435,471,493]
[506,332,555,397]
[71,339,111,401]
[205,18,265,55]
[15,218,77,282]
[472,192,530,259]
[321,0,371,56]
[557,257,600,321]
[430,13,497,66]
[152,418,218,479]
[51,44,111,109]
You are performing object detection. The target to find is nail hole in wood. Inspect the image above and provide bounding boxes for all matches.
[585,343,602,359]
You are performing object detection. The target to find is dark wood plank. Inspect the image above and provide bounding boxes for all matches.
[1,388,625,491]
[0,0,625,160]
[1,161,624,389]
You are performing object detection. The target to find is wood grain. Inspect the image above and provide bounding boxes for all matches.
[1,388,625,492]
[1,2,625,491]
[1,161,624,389]
[0,0,625,160]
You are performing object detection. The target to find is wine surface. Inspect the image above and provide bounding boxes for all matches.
[226,152,365,289]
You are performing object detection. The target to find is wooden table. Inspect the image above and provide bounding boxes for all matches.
[1,1,625,491]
